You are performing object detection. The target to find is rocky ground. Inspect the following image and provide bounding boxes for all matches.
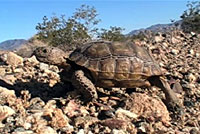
[0,30,199,134]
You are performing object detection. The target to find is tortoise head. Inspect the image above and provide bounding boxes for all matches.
[33,46,71,69]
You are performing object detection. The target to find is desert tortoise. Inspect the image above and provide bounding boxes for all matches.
[33,41,181,110]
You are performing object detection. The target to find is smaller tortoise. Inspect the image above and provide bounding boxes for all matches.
[33,41,181,110]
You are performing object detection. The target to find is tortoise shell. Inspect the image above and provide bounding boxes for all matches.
[69,41,162,88]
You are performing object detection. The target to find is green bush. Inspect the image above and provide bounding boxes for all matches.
[36,5,100,50]
[98,26,126,41]
[181,1,200,33]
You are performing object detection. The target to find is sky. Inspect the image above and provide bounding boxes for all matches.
[0,0,189,42]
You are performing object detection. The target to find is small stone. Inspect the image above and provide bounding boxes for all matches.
[23,122,32,130]
[171,37,180,44]
[63,100,81,117]
[174,71,183,79]
[154,35,164,43]
[49,65,59,73]
[115,108,138,119]
[179,68,188,74]
[159,62,165,67]
[188,73,196,82]
[77,129,84,134]
[101,119,127,129]
[111,129,127,134]
[190,127,200,134]
[26,55,39,65]
[39,62,49,71]
[13,68,24,73]
[190,31,196,36]
[196,52,200,57]
[0,105,15,123]
[138,125,146,133]
[49,79,58,87]
[162,42,169,47]
[172,81,183,94]
[188,83,196,89]
[38,126,57,134]
[12,130,34,134]
[50,108,70,128]
[189,49,195,55]
[171,49,179,55]
[196,89,200,96]
[75,116,99,129]
[0,67,6,76]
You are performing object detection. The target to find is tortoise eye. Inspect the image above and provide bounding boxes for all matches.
[43,49,47,53]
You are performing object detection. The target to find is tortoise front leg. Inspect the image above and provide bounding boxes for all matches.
[72,70,98,101]
[149,76,182,113]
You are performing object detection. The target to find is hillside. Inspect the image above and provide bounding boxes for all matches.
[0,39,27,50]
[128,20,182,35]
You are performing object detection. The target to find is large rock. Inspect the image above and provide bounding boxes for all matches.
[0,52,23,66]
[124,93,170,125]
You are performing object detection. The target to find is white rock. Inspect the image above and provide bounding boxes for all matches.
[1,74,17,85]
[39,63,49,71]
[191,31,196,36]
[196,90,200,96]
[88,131,93,134]
[11,130,34,134]
[0,67,6,76]
[13,68,24,73]
[116,108,138,119]
[0,105,15,122]
[162,42,169,47]
[189,49,195,55]
[188,83,196,89]
[188,73,196,82]
[26,55,39,64]
[171,49,179,55]
[39,126,57,134]
[138,125,146,133]
[112,129,127,134]
[171,37,180,44]
[77,129,84,134]
[154,36,164,43]
[196,52,200,57]
[159,62,165,67]
[0,86,15,98]
[23,122,32,130]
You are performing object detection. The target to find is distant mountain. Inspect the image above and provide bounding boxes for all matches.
[128,20,182,35]
[0,39,27,50]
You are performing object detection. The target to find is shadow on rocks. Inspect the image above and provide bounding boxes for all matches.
[0,78,73,102]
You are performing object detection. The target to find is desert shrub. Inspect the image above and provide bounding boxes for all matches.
[98,26,126,41]
[36,5,100,50]
[181,1,200,33]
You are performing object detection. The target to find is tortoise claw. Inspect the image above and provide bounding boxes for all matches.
[167,101,184,115]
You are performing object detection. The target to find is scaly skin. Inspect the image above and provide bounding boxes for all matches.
[148,76,183,113]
